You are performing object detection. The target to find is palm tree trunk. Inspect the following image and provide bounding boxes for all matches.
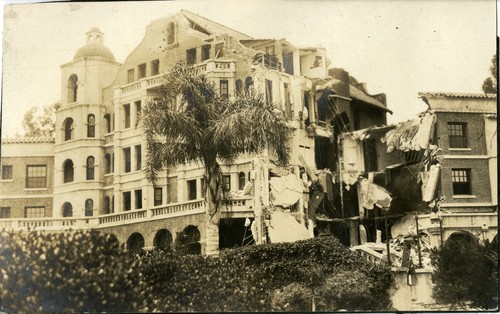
[204,163,222,256]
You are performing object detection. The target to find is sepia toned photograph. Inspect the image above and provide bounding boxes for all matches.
[0,0,497,312]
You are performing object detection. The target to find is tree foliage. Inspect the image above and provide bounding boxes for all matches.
[0,230,153,313]
[431,235,499,310]
[143,61,290,254]
[482,54,497,94]
[22,102,60,137]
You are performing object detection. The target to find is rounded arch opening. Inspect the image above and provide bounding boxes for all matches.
[63,118,74,141]
[63,159,74,183]
[85,198,93,216]
[154,229,173,249]
[175,225,201,255]
[68,74,78,103]
[62,202,73,217]
[127,232,145,251]
[87,114,95,137]
[86,156,95,180]
[446,231,478,244]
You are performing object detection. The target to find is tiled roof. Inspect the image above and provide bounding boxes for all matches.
[180,10,253,40]
[350,85,393,114]
[418,92,497,99]
[1,137,55,144]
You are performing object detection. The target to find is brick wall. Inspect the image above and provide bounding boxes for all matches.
[440,158,491,204]
[0,156,54,218]
[435,112,486,155]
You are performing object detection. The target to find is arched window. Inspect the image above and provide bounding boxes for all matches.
[238,171,246,190]
[62,202,73,217]
[154,229,173,249]
[104,153,111,174]
[85,199,93,216]
[103,196,110,214]
[235,79,243,96]
[245,77,254,96]
[104,114,111,133]
[64,118,74,141]
[178,225,201,255]
[86,156,95,180]
[87,114,95,137]
[167,22,176,45]
[63,159,74,183]
[68,74,78,103]
[127,233,145,251]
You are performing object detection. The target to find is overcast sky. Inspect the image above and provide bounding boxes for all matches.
[0,0,497,137]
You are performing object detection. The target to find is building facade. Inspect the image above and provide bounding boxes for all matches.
[1,10,392,252]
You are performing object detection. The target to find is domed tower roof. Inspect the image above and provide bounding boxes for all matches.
[73,27,115,61]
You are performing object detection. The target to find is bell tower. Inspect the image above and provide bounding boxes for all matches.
[53,28,120,218]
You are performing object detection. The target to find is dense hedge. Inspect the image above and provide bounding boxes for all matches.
[0,231,395,312]
[0,230,153,313]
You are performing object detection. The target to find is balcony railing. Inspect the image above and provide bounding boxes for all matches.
[195,60,235,73]
[0,200,209,232]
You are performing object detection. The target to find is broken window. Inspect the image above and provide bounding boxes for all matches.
[312,56,323,68]
[452,169,471,195]
[265,79,273,105]
[151,59,160,76]
[123,191,131,211]
[265,45,275,56]
[448,122,468,148]
[201,44,211,61]
[127,69,135,83]
[187,179,197,200]
[215,42,224,58]
[138,63,146,79]
[186,48,197,65]
[220,80,229,98]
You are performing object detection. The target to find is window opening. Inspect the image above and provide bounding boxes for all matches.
[448,122,468,148]
[87,114,95,137]
[220,80,229,98]
[187,179,197,200]
[151,59,160,76]
[238,172,246,190]
[26,206,45,218]
[127,69,135,83]
[0,207,11,218]
[135,144,142,170]
[85,199,93,216]
[167,22,175,45]
[138,63,146,79]
[154,187,163,206]
[86,156,95,180]
[2,165,13,180]
[63,160,74,183]
[452,169,472,195]
[26,165,47,188]
[123,104,131,129]
[123,148,131,173]
[64,118,74,141]
[186,48,197,65]
[201,44,211,61]
[135,189,143,209]
[68,74,78,103]
[123,191,131,211]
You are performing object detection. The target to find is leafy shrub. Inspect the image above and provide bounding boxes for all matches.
[272,283,314,312]
[431,236,499,309]
[0,230,153,312]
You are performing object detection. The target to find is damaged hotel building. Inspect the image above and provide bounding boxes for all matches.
[1,9,497,272]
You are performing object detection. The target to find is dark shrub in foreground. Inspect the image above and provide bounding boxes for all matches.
[0,230,152,312]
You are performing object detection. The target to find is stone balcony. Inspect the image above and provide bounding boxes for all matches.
[0,198,258,232]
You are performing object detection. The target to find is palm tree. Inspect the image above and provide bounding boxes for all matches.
[143,61,290,255]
